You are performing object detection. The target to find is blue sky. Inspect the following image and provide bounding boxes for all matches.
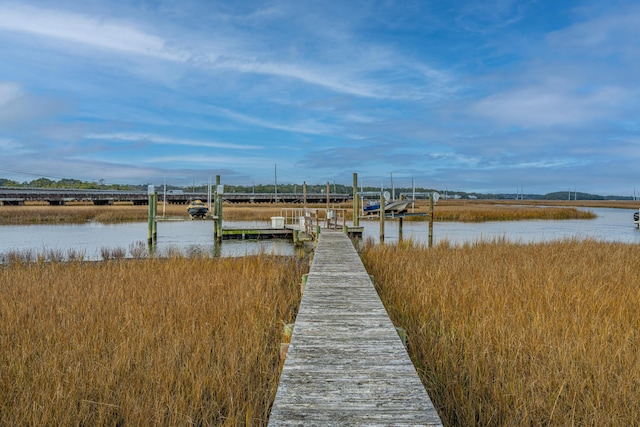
[0,0,639,195]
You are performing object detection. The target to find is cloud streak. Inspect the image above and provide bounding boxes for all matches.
[1,1,639,195]
[0,4,186,61]
[0,3,452,101]
[0,82,65,127]
[85,133,262,150]
[470,84,626,128]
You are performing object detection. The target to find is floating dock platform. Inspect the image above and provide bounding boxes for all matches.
[221,227,293,240]
[220,225,363,240]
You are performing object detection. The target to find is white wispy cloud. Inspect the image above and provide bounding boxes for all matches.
[0,4,184,61]
[0,3,451,101]
[211,56,387,99]
[0,137,25,151]
[454,0,529,33]
[0,81,65,126]
[144,154,270,168]
[85,133,262,150]
[467,5,640,130]
[0,82,21,107]
[209,107,339,135]
[513,159,588,169]
[546,5,640,56]
[2,1,637,194]
[469,84,626,128]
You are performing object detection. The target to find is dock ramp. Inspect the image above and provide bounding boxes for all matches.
[269,231,442,425]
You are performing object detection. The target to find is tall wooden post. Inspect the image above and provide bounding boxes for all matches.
[303,181,307,206]
[152,192,158,242]
[214,175,220,217]
[216,194,223,241]
[352,172,359,226]
[379,193,385,243]
[147,185,155,245]
[215,175,222,242]
[428,194,434,248]
[398,217,403,242]
[326,181,330,209]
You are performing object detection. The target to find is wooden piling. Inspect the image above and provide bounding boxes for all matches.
[303,181,307,206]
[326,181,330,210]
[379,193,385,243]
[147,185,155,245]
[398,216,403,242]
[215,175,222,242]
[352,172,359,227]
[147,196,153,244]
[152,192,158,242]
[428,193,434,247]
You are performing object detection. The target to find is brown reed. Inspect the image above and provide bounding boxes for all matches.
[402,201,596,222]
[0,205,149,224]
[0,255,306,425]
[361,239,640,426]
[0,202,352,224]
[1,199,634,225]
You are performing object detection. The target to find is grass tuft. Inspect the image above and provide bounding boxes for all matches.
[361,239,640,426]
[0,255,306,425]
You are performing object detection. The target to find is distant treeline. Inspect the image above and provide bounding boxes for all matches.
[0,178,135,191]
[482,191,635,201]
[0,177,634,200]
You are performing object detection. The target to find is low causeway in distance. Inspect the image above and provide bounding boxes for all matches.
[0,187,351,205]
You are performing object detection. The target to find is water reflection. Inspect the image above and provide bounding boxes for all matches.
[0,208,638,261]
[359,207,640,245]
[0,220,296,261]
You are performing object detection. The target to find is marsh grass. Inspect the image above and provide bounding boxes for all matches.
[0,255,306,425]
[402,201,596,222]
[218,203,353,221]
[1,201,599,225]
[0,202,349,224]
[361,239,640,426]
[0,205,149,224]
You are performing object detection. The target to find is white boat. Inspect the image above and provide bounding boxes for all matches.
[363,199,413,215]
[187,199,209,219]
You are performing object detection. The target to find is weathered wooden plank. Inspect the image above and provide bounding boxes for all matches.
[269,231,442,426]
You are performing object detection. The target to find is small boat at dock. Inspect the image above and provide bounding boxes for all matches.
[363,199,413,216]
[187,199,208,219]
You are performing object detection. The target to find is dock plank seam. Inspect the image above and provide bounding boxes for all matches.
[269,231,442,426]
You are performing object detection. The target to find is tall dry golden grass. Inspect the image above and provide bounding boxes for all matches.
[405,201,597,222]
[0,205,151,224]
[0,255,306,425]
[361,239,640,426]
[458,199,640,210]
[0,202,343,224]
[3,198,636,224]
[0,201,602,224]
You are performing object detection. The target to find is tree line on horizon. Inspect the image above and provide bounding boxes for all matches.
[0,177,133,191]
[0,177,634,200]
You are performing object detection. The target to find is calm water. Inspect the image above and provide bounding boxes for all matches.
[361,207,640,245]
[0,220,295,260]
[0,208,638,260]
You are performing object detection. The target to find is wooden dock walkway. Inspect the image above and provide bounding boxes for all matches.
[269,231,442,426]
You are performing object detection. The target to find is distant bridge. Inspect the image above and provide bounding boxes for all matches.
[0,187,352,206]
